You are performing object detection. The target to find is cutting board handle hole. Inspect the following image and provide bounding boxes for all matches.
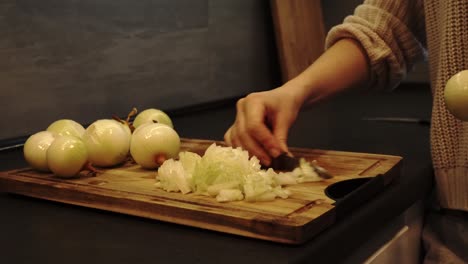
[324,177,373,201]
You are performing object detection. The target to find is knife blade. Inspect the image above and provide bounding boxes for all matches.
[268,153,299,171]
[267,153,333,179]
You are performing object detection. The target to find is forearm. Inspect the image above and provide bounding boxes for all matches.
[284,38,371,106]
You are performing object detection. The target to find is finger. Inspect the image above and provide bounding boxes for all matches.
[224,126,233,146]
[230,99,246,148]
[229,123,242,149]
[235,106,272,165]
[225,124,271,165]
[243,103,283,158]
[274,129,289,153]
[238,133,272,165]
[270,112,295,153]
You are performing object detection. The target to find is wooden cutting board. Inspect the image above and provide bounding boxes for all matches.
[0,138,401,244]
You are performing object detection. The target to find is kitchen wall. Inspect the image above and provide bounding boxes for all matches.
[0,0,429,142]
[0,0,280,141]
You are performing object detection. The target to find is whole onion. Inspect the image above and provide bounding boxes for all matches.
[46,119,85,138]
[47,135,88,178]
[444,70,468,121]
[82,119,131,167]
[130,123,180,169]
[23,131,56,172]
[132,108,173,129]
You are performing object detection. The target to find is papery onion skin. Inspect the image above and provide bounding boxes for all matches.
[82,119,131,167]
[23,131,56,172]
[46,119,85,138]
[133,108,173,129]
[46,135,88,178]
[130,123,180,169]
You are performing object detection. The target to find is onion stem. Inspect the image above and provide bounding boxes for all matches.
[126,107,138,123]
[82,162,100,177]
[112,107,138,132]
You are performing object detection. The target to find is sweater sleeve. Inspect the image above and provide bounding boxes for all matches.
[325,0,427,91]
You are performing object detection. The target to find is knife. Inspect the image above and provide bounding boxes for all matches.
[268,153,333,179]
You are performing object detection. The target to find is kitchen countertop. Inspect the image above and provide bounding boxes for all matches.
[0,84,433,264]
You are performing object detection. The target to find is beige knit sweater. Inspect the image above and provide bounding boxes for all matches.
[326,0,468,211]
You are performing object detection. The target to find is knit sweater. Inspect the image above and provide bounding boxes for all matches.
[325,0,468,211]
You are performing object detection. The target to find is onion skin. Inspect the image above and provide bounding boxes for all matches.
[133,108,173,129]
[46,119,85,138]
[130,123,180,169]
[23,131,56,172]
[46,135,88,178]
[82,119,131,167]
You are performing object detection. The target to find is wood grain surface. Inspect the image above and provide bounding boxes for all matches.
[270,0,326,82]
[0,138,401,244]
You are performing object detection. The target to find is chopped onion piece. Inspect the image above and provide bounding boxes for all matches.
[207,182,241,197]
[216,189,244,202]
[156,159,191,194]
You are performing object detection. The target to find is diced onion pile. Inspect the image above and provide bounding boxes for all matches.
[156,143,323,202]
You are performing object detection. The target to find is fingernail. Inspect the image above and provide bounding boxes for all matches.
[269,148,281,158]
[262,157,271,167]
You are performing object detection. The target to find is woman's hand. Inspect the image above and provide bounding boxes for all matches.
[224,86,302,166]
[224,38,371,166]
